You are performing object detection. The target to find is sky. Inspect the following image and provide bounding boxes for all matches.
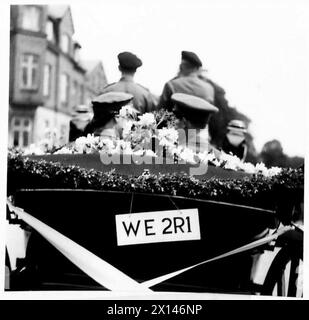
[68,0,308,157]
[0,0,308,157]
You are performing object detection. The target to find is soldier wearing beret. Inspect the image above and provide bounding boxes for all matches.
[101,52,156,114]
[84,92,134,139]
[159,51,215,111]
[171,93,219,154]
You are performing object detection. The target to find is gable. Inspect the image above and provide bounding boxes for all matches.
[61,7,74,36]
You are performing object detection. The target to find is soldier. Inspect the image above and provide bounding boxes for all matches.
[171,93,218,154]
[84,91,134,139]
[101,52,156,114]
[159,51,215,111]
[221,119,248,161]
[69,104,93,142]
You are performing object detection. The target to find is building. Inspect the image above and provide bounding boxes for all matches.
[82,60,108,106]
[9,5,107,147]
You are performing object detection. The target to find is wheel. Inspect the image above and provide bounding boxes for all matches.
[5,247,11,290]
[261,245,303,297]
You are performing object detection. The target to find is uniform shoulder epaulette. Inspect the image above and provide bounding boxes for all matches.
[103,82,117,89]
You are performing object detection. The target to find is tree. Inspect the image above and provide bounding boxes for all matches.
[260,139,304,168]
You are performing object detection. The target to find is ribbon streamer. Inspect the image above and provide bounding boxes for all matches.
[142,225,292,288]
[7,200,151,293]
[7,199,292,292]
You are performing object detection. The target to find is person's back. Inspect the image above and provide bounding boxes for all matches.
[102,75,155,114]
[165,74,215,103]
[159,51,215,111]
[101,52,156,114]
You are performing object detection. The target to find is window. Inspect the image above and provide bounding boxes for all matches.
[22,6,40,32]
[20,53,39,89]
[72,80,79,105]
[60,124,68,143]
[60,73,70,105]
[61,33,70,54]
[79,84,84,104]
[43,64,52,97]
[11,117,32,147]
[46,20,55,43]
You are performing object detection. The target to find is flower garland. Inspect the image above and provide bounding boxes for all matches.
[24,109,283,177]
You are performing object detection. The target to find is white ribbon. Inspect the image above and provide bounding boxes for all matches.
[141,225,293,288]
[7,200,151,293]
[7,199,293,292]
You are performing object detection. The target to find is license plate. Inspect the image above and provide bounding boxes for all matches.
[115,209,200,246]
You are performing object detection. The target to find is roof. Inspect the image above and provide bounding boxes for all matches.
[47,5,69,19]
[81,60,102,73]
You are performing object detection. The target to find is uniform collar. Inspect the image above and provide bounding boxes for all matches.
[120,74,135,82]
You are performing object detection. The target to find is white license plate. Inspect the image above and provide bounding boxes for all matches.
[115,209,200,246]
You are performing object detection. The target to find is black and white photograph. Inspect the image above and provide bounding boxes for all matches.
[1,0,307,301]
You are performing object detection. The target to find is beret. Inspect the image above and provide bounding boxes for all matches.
[118,51,142,70]
[171,93,218,114]
[181,51,203,67]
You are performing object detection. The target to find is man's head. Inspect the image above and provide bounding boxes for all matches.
[226,120,247,147]
[91,92,134,123]
[118,51,142,75]
[179,51,203,76]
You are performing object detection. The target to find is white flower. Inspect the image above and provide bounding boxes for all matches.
[54,147,73,154]
[197,151,217,164]
[119,104,137,118]
[178,147,197,164]
[133,149,145,156]
[137,113,156,127]
[24,143,45,155]
[157,128,179,147]
[240,162,256,174]
[220,152,242,171]
[145,149,157,157]
[118,140,133,154]
[74,136,88,153]
[255,162,269,176]
[267,166,282,177]
[121,119,134,138]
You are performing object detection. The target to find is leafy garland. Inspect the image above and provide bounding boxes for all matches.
[7,151,304,210]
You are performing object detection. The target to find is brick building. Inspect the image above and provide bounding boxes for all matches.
[9,5,107,147]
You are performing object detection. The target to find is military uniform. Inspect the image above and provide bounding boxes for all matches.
[101,52,156,114]
[159,51,215,111]
[84,92,134,138]
[102,76,156,114]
